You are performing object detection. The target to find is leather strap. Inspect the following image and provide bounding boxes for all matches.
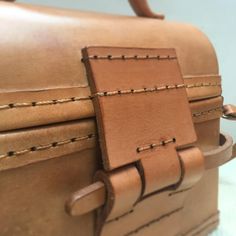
[65,132,235,217]
[223,104,236,120]
[222,104,236,160]
[204,133,235,169]
[128,0,165,19]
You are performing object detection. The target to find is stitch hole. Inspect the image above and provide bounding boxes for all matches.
[118,90,121,95]
[150,144,155,149]
[8,151,15,157]
[70,138,76,142]
[52,100,57,104]
[146,55,150,59]
[52,142,58,147]
[121,55,125,59]
[172,138,176,143]
[9,103,14,108]
[107,55,112,60]
[71,97,76,102]
[162,141,166,146]
[131,89,134,93]
[88,134,94,139]
[134,55,138,59]
[30,146,37,152]
[136,147,141,153]
[32,102,36,106]
[93,55,98,59]
[103,92,108,96]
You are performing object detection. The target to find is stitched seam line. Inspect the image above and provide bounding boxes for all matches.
[82,54,177,61]
[106,210,134,224]
[188,220,219,236]
[0,134,96,160]
[181,212,219,236]
[124,207,183,236]
[137,138,176,153]
[0,96,92,110]
[192,107,223,117]
[93,83,221,97]
[0,83,221,111]
[169,187,192,196]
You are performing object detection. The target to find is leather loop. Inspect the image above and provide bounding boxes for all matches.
[129,0,165,19]
[95,166,142,236]
[204,133,235,169]
[177,147,205,189]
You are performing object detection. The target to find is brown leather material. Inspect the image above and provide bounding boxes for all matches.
[191,96,223,123]
[0,75,221,132]
[223,104,236,120]
[0,148,99,236]
[185,75,221,102]
[95,167,142,235]
[204,133,234,169]
[0,119,97,171]
[82,47,197,171]
[139,148,182,196]
[0,96,223,173]
[177,147,205,189]
[65,132,232,217]
[0,2,220,133]
[0,2,234,236]
[128,0,165,19]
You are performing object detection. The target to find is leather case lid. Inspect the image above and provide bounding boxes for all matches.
[0,2,221,132]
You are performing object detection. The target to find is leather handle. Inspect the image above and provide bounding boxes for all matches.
[129,0,165,19]
[1,0,164,19]
[65,133,236,217]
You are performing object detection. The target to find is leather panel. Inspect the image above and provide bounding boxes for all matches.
[82,47,196,170]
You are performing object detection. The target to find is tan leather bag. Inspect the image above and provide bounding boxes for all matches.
[0,1,235,235]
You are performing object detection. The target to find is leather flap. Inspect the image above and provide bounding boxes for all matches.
[82,46,197,170]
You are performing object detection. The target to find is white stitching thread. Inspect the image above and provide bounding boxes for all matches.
[0,96,92,110]
[93,83,221,97]
[137,138,176,153]
[192,107,222,117]
[0,83,221,111]
[0,134,96,160]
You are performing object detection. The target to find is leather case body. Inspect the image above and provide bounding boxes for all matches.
[0,2,226,236]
